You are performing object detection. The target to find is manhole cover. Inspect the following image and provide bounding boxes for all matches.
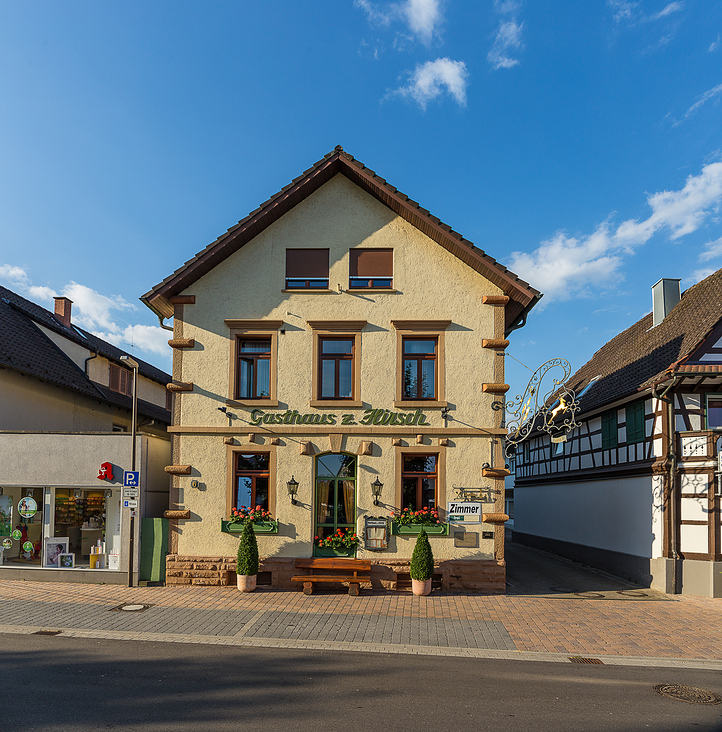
[573,592,606,598]
[32,630,62,636]
[549,586,576,594]
[617,590,649,597]
[653,684,722,705]
[569,656,604,664]
[109,603,153,612]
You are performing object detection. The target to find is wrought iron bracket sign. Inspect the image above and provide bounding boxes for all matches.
[504,358,581,459]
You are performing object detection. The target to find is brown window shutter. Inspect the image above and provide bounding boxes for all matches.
[109,364,120,393]
[350,249,393,277]
[286,249,329,278]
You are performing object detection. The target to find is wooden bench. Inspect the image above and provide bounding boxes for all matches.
[291,558,372,596]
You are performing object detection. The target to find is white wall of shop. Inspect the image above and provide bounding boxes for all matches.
[513,475,661,560]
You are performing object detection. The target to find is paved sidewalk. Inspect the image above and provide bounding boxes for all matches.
[1,544,720,669]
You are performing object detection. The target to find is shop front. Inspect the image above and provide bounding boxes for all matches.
[0,432,170,583]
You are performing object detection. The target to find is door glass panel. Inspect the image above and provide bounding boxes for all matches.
[316,480,333,524]
[337,480,355,525]
[317,453,356,478]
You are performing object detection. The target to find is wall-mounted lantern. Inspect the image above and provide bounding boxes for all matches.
[371,477,383,506]
[287,476,299,505]
[364,516,389,551]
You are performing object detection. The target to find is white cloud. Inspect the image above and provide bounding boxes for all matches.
[488,20,524,70]
[676,82,722,125]
[27,285,57,302]
[0,264,29,285]
[509,161,722,302]
[699,236,722,262]
[494,0,521,14]
[355,0,443,44]
[649,1,683,20]
[387,57,468,109]
[710,34,720,53]
[608,0,639,24]
[686,267,716,285]
[61,282,136,334]
[96,324,170,358]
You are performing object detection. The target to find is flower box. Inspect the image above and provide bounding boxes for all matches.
[221,520,278,535]
[392,522,449,536]
[314,546,356,558]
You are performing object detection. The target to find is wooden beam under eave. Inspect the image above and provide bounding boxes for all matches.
[482,513,509,525]
[167,381,193,392]
[483,383,510,394]
[168,338,195,349]
[483,295,510,305]
[164,510,191,519]
[482,339,509,349]
[482,467,510,478]
[164,465,192,475]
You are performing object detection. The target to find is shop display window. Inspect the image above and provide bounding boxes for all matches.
[0,487,44,566]
[52,489,109,568]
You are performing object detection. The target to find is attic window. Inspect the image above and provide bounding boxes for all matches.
[285,249,329,289]
[109,364,133,397]
[575,375,601,401]
[349,248,393,289]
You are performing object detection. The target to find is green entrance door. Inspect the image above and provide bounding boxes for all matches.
[314,453,356,557]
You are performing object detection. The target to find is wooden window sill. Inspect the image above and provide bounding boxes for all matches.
[393,400,448,408]
[309,400,363,408]
[346,288,397,294]
[282,289,336,294]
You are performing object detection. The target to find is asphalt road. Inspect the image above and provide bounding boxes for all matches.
[3,633,721,731]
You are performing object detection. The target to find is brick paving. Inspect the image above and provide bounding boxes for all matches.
[1,544,720,668]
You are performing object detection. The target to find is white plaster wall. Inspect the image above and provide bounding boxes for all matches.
[172,174,503,560]
[681,524,708,554]
[514,475,659,559]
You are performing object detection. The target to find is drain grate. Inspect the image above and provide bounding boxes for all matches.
[109,603,153,613]
[653,684,722,705]
[32,630,62,636]
[569,656,604,664]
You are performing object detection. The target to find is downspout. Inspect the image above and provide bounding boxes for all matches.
[652,375,679,593]
[84,349,99,376]
[156,313,174,332]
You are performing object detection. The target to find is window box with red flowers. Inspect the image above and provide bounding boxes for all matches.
[313,528,359,557]
[391,507,449,535]
[221,506,278,535]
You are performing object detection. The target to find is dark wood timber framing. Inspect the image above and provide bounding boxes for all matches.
[141,147,541,331]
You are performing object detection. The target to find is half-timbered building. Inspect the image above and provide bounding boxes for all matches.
[512,272,722,597]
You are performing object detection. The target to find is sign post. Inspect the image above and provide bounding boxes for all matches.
[120,356,139,588]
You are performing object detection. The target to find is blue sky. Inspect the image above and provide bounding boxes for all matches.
[1,0,721,401]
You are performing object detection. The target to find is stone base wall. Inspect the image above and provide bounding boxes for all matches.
[166,555,505,593]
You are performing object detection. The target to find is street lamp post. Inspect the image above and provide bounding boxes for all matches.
[120,356,138,588]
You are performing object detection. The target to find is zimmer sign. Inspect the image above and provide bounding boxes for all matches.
[447,502,481,523]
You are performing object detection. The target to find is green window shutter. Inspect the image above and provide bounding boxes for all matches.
[626,401,645,444]
[601,410,617,449]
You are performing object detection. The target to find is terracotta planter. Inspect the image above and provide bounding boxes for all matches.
[411,578,432,596]
[236,574,257,592]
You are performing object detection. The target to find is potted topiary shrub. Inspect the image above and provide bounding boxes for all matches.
[236,519,259,592]
[409,527,434,596]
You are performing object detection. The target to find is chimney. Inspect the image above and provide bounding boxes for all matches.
[53,297,73,328]
[651,278,680,327]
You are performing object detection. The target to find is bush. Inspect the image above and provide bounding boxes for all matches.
[409,528,434,581]
[236,519,259,576]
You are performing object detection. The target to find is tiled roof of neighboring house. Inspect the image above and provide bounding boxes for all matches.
[0,285,171,424]
[565,268,722,415]
[141,146,542,333]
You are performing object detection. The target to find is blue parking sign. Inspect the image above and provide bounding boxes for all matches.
[123,471,140,487]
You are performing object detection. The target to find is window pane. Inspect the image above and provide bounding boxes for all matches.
[403,359,417,398]
[321,360,335,398]
[403,455,436,473]
[240,339,270,353]
[404,339,435,355]
[338,360,352,398]
[256,359,270,397]
[336,480,355,525]
[402,479,417,510]
[239,359,253,399]
[322,339,353,354]
[254,477,269,511]
[421,478,436,509]
[237,454,269,471]
[421,360,435,398]
[708,399,722,428]
[236,477,253,509]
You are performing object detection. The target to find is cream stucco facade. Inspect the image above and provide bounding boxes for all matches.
[153,158,538,592]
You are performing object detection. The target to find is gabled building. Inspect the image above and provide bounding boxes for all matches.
[142,146,541,592]
[0,285,172,583]
[513,272,722,597]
